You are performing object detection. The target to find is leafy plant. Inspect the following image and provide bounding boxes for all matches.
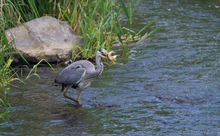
[25,59,54,80]
[0,38,18,119]
[0,98,10,121]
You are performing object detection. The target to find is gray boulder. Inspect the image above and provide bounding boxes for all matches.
[5,16,82,64]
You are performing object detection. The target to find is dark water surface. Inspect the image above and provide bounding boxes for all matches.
[1,0,220,135]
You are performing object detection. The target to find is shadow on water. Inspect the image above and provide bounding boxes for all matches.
[1,0,220,135]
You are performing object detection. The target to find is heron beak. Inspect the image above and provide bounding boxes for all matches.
[107,51,117,63]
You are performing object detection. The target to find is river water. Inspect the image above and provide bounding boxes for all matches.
[1,0,220,135]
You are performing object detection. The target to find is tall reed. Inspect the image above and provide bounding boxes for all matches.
[0,28,17,119]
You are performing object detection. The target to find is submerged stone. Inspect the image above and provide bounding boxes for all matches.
[5,16,82,64]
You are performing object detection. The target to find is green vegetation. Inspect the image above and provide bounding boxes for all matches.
[0,0,160,119]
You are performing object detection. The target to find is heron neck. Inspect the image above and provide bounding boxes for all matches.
[95,53,104,76]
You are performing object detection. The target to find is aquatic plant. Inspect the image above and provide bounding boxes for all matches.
[0,36,17,119]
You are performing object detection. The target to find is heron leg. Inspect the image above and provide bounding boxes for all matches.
[61,84,65,92]
[63,87,81,106]
[77,91,82,102]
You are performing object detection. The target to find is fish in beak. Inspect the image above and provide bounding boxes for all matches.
[107,51,117,63]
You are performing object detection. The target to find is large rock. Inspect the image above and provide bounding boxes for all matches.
[5,16,82,64]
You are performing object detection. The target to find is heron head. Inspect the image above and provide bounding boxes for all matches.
[98,48,109,58]
[98,48,117,62]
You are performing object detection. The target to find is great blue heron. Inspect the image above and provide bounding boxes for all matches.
[53,48,116,106]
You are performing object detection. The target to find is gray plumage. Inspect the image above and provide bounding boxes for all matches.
[53,48,108,106]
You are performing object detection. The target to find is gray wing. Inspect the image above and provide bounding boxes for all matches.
[54,65,86,86]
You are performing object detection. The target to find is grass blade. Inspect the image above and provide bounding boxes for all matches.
[139,26,162,42]
[135,20,156,36]
[119,0,129,20]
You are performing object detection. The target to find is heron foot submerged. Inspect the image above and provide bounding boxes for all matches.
[63,87,82,106]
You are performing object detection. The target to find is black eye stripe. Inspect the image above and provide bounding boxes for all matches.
[101,52,106,56]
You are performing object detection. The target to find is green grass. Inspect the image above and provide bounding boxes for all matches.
[1,0,160,59]
[0,33,17,119]
[0,0,160,118]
